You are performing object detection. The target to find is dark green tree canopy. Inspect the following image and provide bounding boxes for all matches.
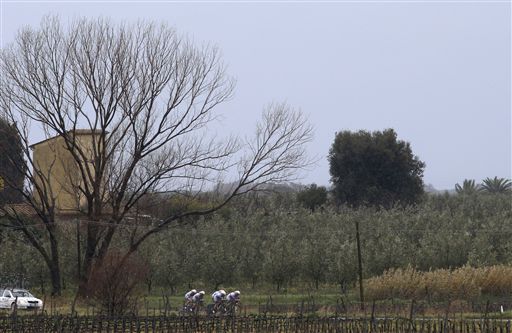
[0,117,25,206]
[296,183,328,211]
[328,129,425,208]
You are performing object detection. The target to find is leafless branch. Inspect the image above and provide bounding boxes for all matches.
[0,16,313,292]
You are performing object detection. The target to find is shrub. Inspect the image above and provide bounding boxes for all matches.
[365,265,512,301]
[87,250,148,315]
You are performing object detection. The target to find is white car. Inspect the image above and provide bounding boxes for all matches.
[0,289,43,311]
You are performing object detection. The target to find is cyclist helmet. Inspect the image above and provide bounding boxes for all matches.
[220,290,226,296]
[199,291,205,295]
[234,290,240,295]
[191,289,197,294]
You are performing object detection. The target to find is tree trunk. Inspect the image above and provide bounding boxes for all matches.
[78,225,99,295]
[49,231,62,296]
[39,269,45,295]
[49,262,61,296]
[147,277,152,294]
[79,223,116,295]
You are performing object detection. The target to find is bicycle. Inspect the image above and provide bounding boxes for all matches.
[207,300,226,316]
[225,300,241,316]
[207,299,240,316]
[180,300,204,316]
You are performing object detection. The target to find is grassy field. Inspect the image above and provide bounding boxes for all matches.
[6,289,510,320]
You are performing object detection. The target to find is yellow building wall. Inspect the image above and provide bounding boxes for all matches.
[32,133,99,213]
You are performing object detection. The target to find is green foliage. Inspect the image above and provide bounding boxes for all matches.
[296,184,328,211]
[236,215,265,289]
[146,230,197,294]
[299,214,330,289]
[198,220,239,290]
[0,228,47,291]
[454,179,481,195]
[263,229,299,292]
[0,118,25,206]
[1,192,511,298]
[480,176,511,194]
[328,129,425,208]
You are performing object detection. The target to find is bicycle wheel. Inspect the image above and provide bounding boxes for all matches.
[206,304,215,316]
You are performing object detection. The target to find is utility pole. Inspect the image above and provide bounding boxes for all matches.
[355,219,365,311]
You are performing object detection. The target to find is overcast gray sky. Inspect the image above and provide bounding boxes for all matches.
[1,1,510,190]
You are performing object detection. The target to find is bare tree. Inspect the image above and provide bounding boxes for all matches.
[1,16,313,295]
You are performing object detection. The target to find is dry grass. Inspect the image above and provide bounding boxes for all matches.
[365,265,512,301]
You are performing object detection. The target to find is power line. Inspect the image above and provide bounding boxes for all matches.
[1,222,512,234]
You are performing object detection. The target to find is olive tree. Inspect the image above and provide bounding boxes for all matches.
[296,183,328,211]
[263,215,300,292]
[298,212,330,289]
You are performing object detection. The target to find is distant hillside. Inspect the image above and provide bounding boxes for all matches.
[424,183,455,194]
[213,181,306,195]
[424,183,438,193]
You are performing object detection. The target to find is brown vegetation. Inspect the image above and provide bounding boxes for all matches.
[87,251,148,315]
[365,265,512,301]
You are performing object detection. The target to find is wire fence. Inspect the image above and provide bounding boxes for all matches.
[0,314,511,333]
[2,293,512,332]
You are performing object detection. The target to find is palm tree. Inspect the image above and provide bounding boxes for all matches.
[454,179,481,195]
[480,177,512,193]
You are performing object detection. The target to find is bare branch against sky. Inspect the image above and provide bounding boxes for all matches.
[0,15,315,294]
[1,2,510,189]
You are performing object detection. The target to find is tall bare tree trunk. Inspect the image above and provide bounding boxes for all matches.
[78,225,99,295]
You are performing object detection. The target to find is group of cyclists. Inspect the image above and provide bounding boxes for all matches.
[183,289,241,315]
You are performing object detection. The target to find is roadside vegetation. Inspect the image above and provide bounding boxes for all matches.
[1,192,510,313]
[366,265,512,301]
